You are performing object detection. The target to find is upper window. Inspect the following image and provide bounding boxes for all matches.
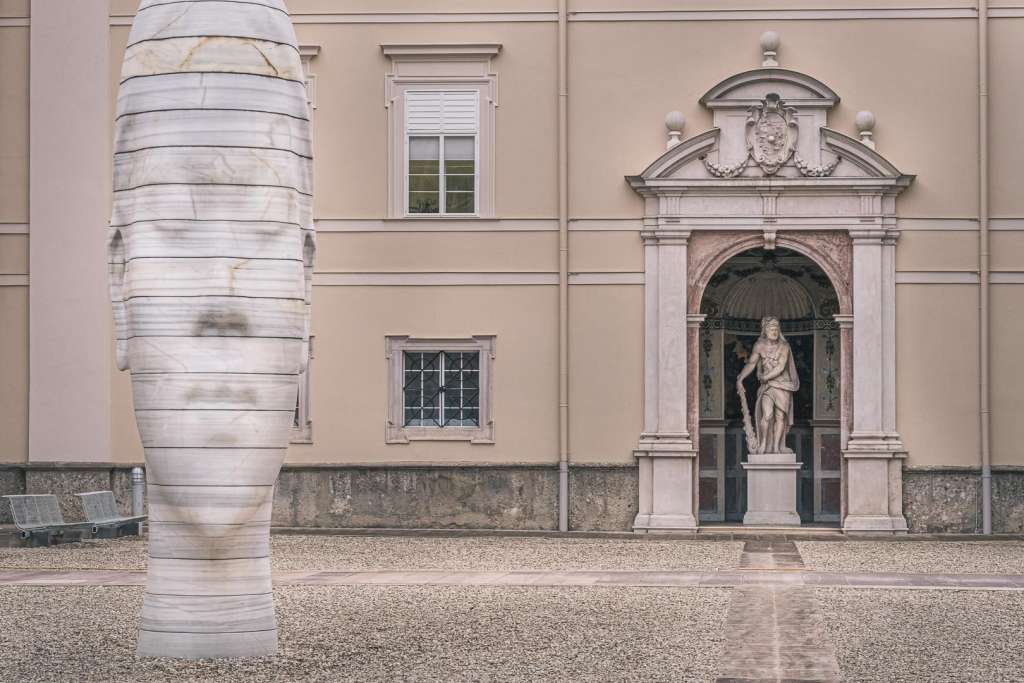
[383,44,500,219]
[406,91,479,215]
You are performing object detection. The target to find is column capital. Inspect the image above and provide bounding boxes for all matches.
[848,228,886,244]
[833,313,854,329]
[640,229,691,245]
[686,313,706,328]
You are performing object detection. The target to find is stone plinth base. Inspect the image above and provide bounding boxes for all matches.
[633,442,698,533]
[742,452,801,527]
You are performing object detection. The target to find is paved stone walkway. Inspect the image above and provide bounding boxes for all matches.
[716,540,840,682]
[2,567,1023,589]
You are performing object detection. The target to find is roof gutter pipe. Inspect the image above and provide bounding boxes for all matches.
[557,0,570,532]
[978,0,992,535]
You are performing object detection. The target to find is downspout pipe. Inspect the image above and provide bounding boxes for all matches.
[978,0,992,534]
[557,0,570,532]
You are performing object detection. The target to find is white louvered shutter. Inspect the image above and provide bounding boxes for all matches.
[406,90,479,134]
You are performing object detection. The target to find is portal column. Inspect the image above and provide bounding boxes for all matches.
[844,229,907,533]
[634,225,698,532]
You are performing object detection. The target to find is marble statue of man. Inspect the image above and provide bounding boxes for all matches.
[735,316,800,454]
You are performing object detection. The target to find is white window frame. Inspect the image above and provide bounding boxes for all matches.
[385,335,496,444]
[383,44,500,219]
[299,44,320,114]
[291,335,314,444]
[404,122,480,217]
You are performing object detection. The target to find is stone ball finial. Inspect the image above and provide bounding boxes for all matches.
[760,30,780,67]
[665,110,685,149]
[855,110,876,150]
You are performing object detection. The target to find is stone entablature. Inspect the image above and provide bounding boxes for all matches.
[627,37,914,534]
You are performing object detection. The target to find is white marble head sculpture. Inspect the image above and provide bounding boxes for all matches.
[108,0,313,659]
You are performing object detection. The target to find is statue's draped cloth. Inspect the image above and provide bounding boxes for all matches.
[754,340,800,428]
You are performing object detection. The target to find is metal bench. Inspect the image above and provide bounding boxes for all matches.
[3,494,93,547]
[76,490,146,538]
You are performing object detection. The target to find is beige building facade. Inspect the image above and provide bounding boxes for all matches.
[1,0,1022,533]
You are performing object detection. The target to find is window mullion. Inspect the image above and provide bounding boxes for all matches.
[436,352,444,428]
[439,133,447,215]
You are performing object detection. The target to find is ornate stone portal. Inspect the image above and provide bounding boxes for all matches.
[109,0,314,658]
[628,34,913,534]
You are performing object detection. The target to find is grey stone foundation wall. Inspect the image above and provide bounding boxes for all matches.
[903,468,1024,534]
[2,463,1021,533]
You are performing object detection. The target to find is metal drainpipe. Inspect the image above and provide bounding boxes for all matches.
[557,0,570,532]
[978,0,992,535]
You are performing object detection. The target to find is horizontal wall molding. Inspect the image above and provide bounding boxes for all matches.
[314,272,558,286]
[0,224,28,234]
[569,272,644,285]
[569,219,644,232]
[896,271,979,284]
[306,218,1024,234]
[311,272,645,286]
[990,8,1024,18]
[897,271,1024,284]
[110,12,558,26]
[0,18,29,27]
[103,7,1024,26]
[0,275,29,287]
[316,218,557,233]
[570,8,979,21]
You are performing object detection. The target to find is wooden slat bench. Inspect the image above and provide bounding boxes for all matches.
[3,494,93,547]
[76,491,146,538]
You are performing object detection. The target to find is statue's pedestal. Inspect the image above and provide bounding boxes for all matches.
[742,452,801,526]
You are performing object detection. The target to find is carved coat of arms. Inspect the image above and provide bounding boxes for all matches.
[746,93,798,175]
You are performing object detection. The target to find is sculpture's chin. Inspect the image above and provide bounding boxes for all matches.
[137,625,278,660]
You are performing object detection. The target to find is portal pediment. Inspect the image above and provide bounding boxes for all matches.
[627,34,913,220]
[700,68,839,110]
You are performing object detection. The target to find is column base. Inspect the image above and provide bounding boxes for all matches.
[843,514,908,535]
[633,439,699,533]
[633,512,699,533]
[742,453,802,527]
[844,440,908,534]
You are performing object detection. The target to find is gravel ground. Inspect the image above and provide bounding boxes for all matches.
[798,541,1024,575]
[0,535,743,572]
[0,584,729,682]
[817,587,1024,682]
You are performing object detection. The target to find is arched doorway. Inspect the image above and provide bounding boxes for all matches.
[696,248,841,525]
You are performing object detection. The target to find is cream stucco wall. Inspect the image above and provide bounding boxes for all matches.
[989,17,1024,218]
[0,25,28,225]
[0,287,28,463]
[289,285,559,464]
[569,18,978,220]
[991,284,1024,466]
[569,284,643,464]
[4,4,1023,474]
[897,285,981,467]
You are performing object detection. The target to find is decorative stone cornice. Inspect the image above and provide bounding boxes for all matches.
[833,313,854,329]
[848,229,888,244]
[640,229,691,245]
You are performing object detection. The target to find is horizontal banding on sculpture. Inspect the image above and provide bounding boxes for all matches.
[112,0,311,659]
[147,521,272,558]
